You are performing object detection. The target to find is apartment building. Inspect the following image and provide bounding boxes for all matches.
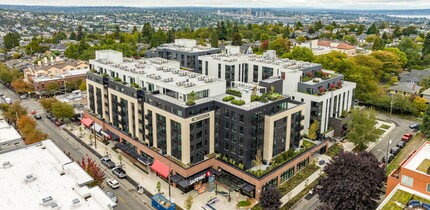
[146,39,221,73]
[199,46,356,136]
[377,142,430,209]
[85,50,328,199]
[24,57,89,92]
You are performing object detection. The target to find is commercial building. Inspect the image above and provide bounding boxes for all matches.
[85,50,328,199]
[0,140,116,209]
[0,119,22,151]
[145,39,221,73]
[23,58,89,92]
[199,46,356,136]
[377,142,430,209]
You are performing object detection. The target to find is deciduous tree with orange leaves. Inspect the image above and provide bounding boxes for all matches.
[79,157,105,188]
[11,78,34,94]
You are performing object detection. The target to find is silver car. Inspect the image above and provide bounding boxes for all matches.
[112,167,127,178]
[105,191,118,203]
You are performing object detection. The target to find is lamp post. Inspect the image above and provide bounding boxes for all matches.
[385,94,394,165]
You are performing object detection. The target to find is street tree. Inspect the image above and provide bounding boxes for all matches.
[4,32,20,50]
[11,78,34,94]
[46,82,61,92]
[317,151,385,210]
[79,79,87,91]
[346,108,378,150]
[421,105,430,136]
[39,98,59,113]
[51,101,75,120]
[260,186,282,210]
[3,102,27,123]
[185,195,193,210]
[79,157,105,187]
[24,129,48,145]
[17,115,36,132]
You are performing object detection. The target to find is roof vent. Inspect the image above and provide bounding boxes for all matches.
[71,198,81,207]
[50,202,58,209]
[25,174,35,182]
[42,196,54,206]
[3,161,11,168]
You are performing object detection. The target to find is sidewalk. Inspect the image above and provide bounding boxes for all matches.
[280,154,332,205]
[67,124,239,210]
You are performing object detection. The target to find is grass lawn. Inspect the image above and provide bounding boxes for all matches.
[386,132,425,176]
[382,189,413,210]
[237,200,251,207]
[380,124,391,130]
[302,140,316,149]
[417,159,430,174]
[280,179,320,210]
[374,128,386,137]
[278,164,320,196]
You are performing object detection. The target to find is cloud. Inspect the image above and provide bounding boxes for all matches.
[1,0,430,9]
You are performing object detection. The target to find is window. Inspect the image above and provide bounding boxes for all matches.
[401,175,414,187]
[427,184,430,192]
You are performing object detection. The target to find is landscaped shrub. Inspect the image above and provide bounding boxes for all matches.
[131,83,140,88]
[226,89,242,97]
[231,99,245,106]
[113,77,121,82]
[223,95,235,101]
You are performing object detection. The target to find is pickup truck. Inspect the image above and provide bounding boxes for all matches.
[402,133,413,142]
[101,157,116,169]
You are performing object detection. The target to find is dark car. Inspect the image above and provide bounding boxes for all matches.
[397,141,406,148]
[423,203,430,210]
[101,157,116,169]
[112,167,127,178]
[408,200,422,208]
[34,114,42,120]
[54,119,63,126]
[390,146,401,155]
[383,154,394,163]
[46,114,53,120]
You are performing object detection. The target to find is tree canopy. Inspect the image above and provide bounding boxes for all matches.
[346,108,378,150]
[51,101,75,120]
[260,187,282,210]
[317,151,385,210]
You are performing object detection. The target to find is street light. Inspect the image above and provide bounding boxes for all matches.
[385,93,394,165]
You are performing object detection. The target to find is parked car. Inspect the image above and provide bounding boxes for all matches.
[1,95,6,99]
[50,117,57,123]
[34,114,42,120]
[397,141,406,148]
[409,123,420,129]
[106,178,119,189]
[54,119,63,126]
[408,200,422,208]
[105,191,118,203]
[382,154,394,163]
[402,133,413,142]
[4,98,12,104]
[46,114,53,120]
[0,92,3,96]
[423,203,430,210]
[30,109,36,115]
[20,94,27,99]
[101,157,116,169]
[390,146,401,155]
[112,167,127,178]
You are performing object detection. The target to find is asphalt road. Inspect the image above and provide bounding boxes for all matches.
[0,84,152,210]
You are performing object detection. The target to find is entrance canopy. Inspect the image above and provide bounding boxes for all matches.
[151,159,169,179]
[92,123,102,133]
[80,117,93,127]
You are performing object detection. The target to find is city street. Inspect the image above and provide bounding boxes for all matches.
[0,84,152,210]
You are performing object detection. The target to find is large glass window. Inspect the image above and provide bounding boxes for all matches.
[401,175,414,187]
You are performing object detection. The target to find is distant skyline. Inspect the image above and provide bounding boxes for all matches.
[1,0,430,10]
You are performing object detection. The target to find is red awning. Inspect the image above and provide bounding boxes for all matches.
[151,159,169,178]
[80,117,93,127]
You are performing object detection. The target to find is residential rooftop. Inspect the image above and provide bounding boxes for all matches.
[156,39,219,53]
[404,142,430,175]
[0,140,116,209]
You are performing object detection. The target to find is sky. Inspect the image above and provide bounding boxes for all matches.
[0,0,430,10]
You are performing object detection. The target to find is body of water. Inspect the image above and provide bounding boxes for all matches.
[387,14,430,19]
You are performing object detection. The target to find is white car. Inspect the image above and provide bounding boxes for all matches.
[4,98,12,104]
[106,178,119,189]
[105,191,118,203]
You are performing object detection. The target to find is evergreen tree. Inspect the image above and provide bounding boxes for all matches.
[132,26,138,34]
[210,31,219,48]
[367,23,378,34]
[231,33,243,46]
[282,26,290,39]
[421,105,430,136]
[295,21,303,30]
[167,29,176,43]
[217,21,228,40]
[393,26,402,38]
[141,22,154,44]
[3,32,20,50]
[69,32,77,40]
[372,37,385,51]
[315,20,323,31]
[77,25,84,41]
[114,25,120,40]
[422,33,430,56]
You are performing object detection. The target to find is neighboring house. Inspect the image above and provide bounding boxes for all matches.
[24,58,89,92]
[388,82,421,97]
[378,142,430,209]
[50,44,67,53]
[421,88,430,102]
[297,39,357,56]
[399,69,430,83]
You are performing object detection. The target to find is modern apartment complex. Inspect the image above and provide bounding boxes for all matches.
[85,50,328,199]
[145,39,221,73]
[199,46,356,136]
[377,142,430,209]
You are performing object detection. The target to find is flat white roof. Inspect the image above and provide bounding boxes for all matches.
[91,57,225,90]
[0,120,22,144]
[404,142,430,173]
[0,140,116,210]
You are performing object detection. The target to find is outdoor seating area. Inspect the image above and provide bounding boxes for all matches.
[194,182,206,194]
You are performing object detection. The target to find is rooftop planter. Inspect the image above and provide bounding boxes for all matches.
[226,89,242,97]
[231,99,245,106]
[222,95,235,102]
[113,77,121,82]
